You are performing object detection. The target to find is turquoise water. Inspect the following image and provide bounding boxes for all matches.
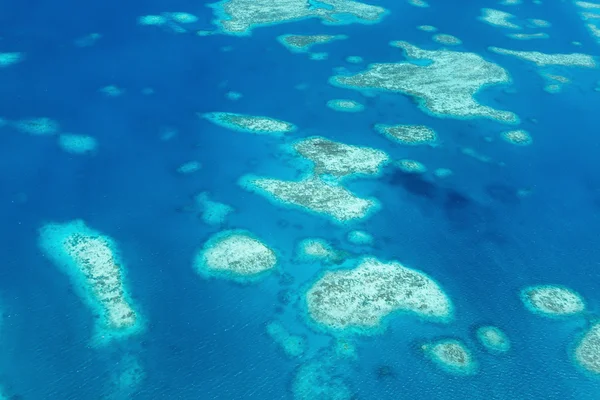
[1,0,600,398]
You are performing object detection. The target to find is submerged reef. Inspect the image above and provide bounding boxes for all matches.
[476,326,511,353]
[292,136,389,179]
[345,55,364,64]
[574,323,600,375]
[501,129,532,146]
[331,41,518,123]
[489,47,597,67]
[408,0,429,7]
[0,52,24,67]
[277,34,347,53]
[520,285,586,317]
[193,192,234,226]
[266,321,306,358]
[292,357,353,400]
[396,159,427,174]
[202,112,297,136]
[326,99,365,112]
[305,257,453,333]
[240,175,379,223]
[422,339,478,375]
[432,34,462,46]
[209,0,388,36]
[176,160,202,174]
[478,8,521,29]
[296,238,346,264]
[106,354,146,399]
[346,230,373,246]
[375,124,437,145]
[194,230,277,282]
[58,134,98,154]
[507,32,549,40]
[12,117,60,136]
[418,25,438,32]
[38,220,142,344]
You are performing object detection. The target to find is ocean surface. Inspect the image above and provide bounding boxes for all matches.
[1,0,600,398]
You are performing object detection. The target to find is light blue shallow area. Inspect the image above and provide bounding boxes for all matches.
[0,0,600,398]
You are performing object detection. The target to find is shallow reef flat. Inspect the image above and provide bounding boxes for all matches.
[38,220,142,345]
[266,321,306,358]
[331,41,519,123]
[202,112,296,136]
[277,34,347,53]
[375,124,437,145]
[292,136,389,179]
[240,174,379,223]
[305,257,453,334]
[194,230,277,283]
[574,323,600,375]
[422,339,478,375]
[476,326,511,354]
[489,47,597,67]
[209,0,387,36]
[326,99,365,112]
[193,192,234,226]
[501,129,532,146]
[478,8,521,29]
[296,238,347,264]
[520,285,586,317]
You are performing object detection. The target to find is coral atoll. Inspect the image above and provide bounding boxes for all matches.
[489,47,597,68]
[209,0,388,36]
[476,326,511,353]
[422,339,478,375]
[277,34,347,53]
[305,257,453,333]
[375,124,437,145]
[574,323,600,375]
[331,41,518,123]
[194,230,277,282]
[240,175,379,223]
[38,220,142,344]
[292,136,389,179]
[202,112,296,136]
[326,99,365,112]
[520,285,585,317]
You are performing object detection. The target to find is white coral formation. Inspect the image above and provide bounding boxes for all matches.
[38,220,141,343]
[375,124,437,145]
[306,257,453,332]
[210,0,387,35]
[478,8,521,29]
[326,99,365,112]
[58,134,98,154]
[202,112,296,136]
[195,230,277,281]
[332,41,518,123]
[240,175,379,223]
[297,238,345,264]
[293,137,389,179]
[432,34,462,45]
[575,323,600,374]
[520,285,585,317]
[277,34,347,53]
[501,129,532,146]
[476,326,511,353]
[489,47,597,67]
[423,339,477,375]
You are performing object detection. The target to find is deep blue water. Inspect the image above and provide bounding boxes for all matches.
[1,0,600,398]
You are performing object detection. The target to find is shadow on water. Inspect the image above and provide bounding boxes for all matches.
[387,170,511,246]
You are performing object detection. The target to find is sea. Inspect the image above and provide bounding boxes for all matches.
[1,0,600,398]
